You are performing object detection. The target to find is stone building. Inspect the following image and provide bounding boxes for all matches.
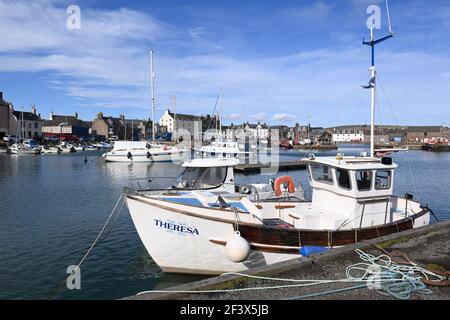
[42,112,90,138]
[0,92,10,140]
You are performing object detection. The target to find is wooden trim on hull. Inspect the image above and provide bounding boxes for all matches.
[126,195,429,253]
[209,239,300,254]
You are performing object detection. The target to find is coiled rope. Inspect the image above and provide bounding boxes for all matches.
[136,249,445,300]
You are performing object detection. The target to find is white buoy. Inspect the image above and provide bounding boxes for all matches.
[225,231,250,263]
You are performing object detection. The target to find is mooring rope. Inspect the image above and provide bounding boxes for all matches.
[47,194,125,299]
[135,249,445,300]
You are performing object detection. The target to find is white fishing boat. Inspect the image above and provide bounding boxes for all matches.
[125,153,430,274]
[125,3,433,275]
[102,141,188,163]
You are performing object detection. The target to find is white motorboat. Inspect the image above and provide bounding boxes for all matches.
[195,140,253,159]
[125,4,432,275]
[102,141,189,163]
[57,143,76,153]
[41,146,61,154]
[94,141,112,149]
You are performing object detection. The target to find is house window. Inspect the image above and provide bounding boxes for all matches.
[34,122,38,129]
[310,163,333,184]
[29,123,31,129]
[375,170,391,190]
[355,171,372,191]
[336,168,351,190]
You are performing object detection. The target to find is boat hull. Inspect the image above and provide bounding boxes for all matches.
[126,195,430,275]
[126,196,296,275]
[104,150,187,163]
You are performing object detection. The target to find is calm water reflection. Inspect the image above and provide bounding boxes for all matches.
[0,146,448,299]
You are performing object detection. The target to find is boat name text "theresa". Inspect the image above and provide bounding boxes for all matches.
[154,219,199,235]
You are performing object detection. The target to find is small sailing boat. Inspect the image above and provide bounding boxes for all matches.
[102,49,188,163]
[10,111,41,155]
[125,3,432,275]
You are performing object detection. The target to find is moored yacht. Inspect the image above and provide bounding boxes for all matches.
[102,141,188,162]
[10,139,41,155]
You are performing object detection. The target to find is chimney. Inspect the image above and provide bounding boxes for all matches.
[31,103,37,115]
[97,112,103,120]
[0,92,3,100]
[50,111,54,120]
[74,112,78,119]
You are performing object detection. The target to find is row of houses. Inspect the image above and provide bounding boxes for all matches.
[0,92,44,140]
[2,91,447,144]
[330,125,450,144]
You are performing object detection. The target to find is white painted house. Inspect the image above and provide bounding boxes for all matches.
[159,109,203,141]
[332,130,365,142]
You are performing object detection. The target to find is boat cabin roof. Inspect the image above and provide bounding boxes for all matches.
[113,141,148,150]
[303,156,397,170]
[182,158,240,168]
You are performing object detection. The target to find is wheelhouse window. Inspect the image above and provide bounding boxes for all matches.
[375,170,391,190]
[310,163,333,184]
[336,168,351,190]
[177,166,227,189]
[355,171,372,191]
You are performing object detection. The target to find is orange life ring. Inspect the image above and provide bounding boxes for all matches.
[274,176,295,197]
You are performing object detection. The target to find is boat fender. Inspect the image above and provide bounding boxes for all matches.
[127,152,132,160]
[274,176,295,197]
[225,231,250,263]
[146,151,151,159]
[300,246,330,257]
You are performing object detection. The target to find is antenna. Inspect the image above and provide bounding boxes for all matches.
[385,0,394,35]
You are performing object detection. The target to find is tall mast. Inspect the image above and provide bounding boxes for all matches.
[363,3,393,157]
[150,49,156,142]
[370,27,376,158]
[219,88,222,138]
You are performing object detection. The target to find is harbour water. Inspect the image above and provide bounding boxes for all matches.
[0,146,448,299]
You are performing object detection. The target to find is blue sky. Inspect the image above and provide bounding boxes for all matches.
[0,0,449,126]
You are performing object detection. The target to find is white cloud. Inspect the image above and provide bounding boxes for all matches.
[272,113,297,122]
[222,113,242,121]
[188,27,205,39]
[0,0,449,126]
